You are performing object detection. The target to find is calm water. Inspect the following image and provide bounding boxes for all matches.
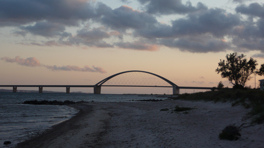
[0,92,159,148]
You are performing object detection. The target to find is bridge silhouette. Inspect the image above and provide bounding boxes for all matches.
[0,70,215,94]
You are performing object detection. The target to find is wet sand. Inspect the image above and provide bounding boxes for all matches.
[16,100,264,148]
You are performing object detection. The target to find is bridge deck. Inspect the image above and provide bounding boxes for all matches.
[0,85,214,89]
[0,85,94,87]
[0,85,217,94]
[102,85,215,89]
[102,85,171,87]
[179,86,214,89]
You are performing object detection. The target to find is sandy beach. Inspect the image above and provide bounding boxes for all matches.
[16,100,264,148]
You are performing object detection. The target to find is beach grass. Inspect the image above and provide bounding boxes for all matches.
[170,89,264,124]
[173,106,194,112]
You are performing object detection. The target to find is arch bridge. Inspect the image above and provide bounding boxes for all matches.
[94,70,179,95]
[0,70,216,94]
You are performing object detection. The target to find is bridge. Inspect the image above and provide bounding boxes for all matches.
[0,70,216,95]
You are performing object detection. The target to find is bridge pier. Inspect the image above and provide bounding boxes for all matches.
[39,87,43,93]
[13,86,17,93]
[94,86,101,94]
[173,85,179,95]
[66,87,70,93]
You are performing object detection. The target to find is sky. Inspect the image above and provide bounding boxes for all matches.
[1,0,264,94]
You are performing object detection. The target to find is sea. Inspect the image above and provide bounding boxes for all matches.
[0,92,162,148]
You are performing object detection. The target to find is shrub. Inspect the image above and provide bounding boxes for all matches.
[217,81,224,89]
[160,108,169,111]
[219,125,241,140]
[174,106,193,112]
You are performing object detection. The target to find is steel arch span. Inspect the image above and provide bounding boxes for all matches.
[94,70,179,95]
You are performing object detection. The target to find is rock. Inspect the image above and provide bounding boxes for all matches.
[4,141,11,145]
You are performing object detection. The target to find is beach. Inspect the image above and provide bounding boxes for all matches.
[16,100,264,148]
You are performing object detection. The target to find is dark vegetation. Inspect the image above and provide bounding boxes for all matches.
[160,106,194,114]
[170,89,264,124]
[131,99,163,102]
[174,106,194,112]
[219,125,241,141]
[216,53,260,89]
[23,100,86,105]
[160,108,169,111]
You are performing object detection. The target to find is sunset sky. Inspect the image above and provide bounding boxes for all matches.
[1,0,264,94]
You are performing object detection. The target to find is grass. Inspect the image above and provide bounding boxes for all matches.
[170,89,264,124]
[174,106,194,112]
[160,106,194,113]
[160,108,169,111]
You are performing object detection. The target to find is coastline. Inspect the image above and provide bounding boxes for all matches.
[16,104,96,148]
[16,100,264,148]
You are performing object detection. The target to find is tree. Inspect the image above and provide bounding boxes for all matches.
[257,64,264,76]
[216,53,258,89]
[217,81,224,89]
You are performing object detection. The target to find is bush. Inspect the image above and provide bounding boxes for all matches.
[219,125,241,140]
[174,106,193,112]
[217,81,224,89]
[160,108,169,111]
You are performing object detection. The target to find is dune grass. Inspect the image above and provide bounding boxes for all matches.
[170,89,264,124]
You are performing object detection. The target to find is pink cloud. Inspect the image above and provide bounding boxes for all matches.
[191,81,204,84]
[1,56,106,73]
[1,56,41,67]
[116,42,159,51]
[92,66,107,73]
[44,65,106,73]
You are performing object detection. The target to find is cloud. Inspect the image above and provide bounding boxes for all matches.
[231,18,264,51]
[121,0,132,3]
[100,5,157,30]
[236,3,264,18]
[171,8,240,38]
[115,41,159,51]
[22,27,115,48]
[137,0,207,15]
[66,28,114,47]
[1,56,41,67]
[191,81,204,84]
[135,23,173,39]
[232,0,248,3]
[2,0,264,54]
[136,8,240,38]
[232,37,264,51]
[0,0,101,27]
[133,8,238,53]
[252,53,264,58]
[1,56,106,73]
[75,28,110,42]
[17,21,71,37]
[44,65,106,73]
[159,34,230,53]
[18,7,238,53]
[43,41,63,46]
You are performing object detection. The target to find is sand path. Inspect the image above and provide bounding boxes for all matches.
[17,100,264,148]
